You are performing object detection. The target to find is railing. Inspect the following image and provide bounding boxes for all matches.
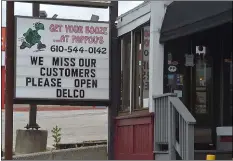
[153,93,196,160]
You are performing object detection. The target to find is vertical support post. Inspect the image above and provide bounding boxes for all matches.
[140,29,144,107]
[129,31,135,114]
[186,124,195,159]
[25,2,40,130]
[5,1,14,160]
[168,103,176,160]
[108,1,119,160]
[154,98,160,159]
[33,2,40,17]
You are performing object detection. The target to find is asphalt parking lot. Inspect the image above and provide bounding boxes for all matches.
[1,109,108,150]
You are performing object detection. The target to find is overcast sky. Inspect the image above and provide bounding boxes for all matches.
[1,1,144,26]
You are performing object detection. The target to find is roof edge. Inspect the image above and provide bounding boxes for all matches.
[117,1,150,20]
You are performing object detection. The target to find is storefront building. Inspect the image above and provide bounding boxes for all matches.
[161,1,232,150]
[114,1,170,159]
[115,1,232,160]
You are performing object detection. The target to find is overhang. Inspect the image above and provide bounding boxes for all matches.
[116,1,150,36]
[160,1,232,43]
[17,1,110,8]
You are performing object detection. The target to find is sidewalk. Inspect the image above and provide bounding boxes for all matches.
[1,109,108,150]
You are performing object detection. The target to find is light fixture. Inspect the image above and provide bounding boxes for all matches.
[52,14,58,19]
[90,14,99,21]
[39,11,47,18]
[196,45,206,56]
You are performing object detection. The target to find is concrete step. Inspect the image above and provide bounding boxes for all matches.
[154,150,232,160]
[194,150,232,160]
[154,151,169,160]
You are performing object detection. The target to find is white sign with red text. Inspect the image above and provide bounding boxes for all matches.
[15,16,109,100]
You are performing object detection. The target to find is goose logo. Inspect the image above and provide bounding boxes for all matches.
[168,65,177,72]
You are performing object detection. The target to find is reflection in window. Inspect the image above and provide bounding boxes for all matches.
[119,25,150,113]
[226,55,232,125]
[223,51,232,126]
[195,53,212,114]
[133,27,150,109]
[230,61,232,119]
[121,33,131,112]
[229,54,232,112]
[133,30,142,109]
[196,54,211,87]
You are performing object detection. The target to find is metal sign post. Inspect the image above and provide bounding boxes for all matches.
[25,2,40,130]
[5,1,14,160]
[108,1,119,159]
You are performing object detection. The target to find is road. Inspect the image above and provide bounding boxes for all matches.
[1,109,108,150]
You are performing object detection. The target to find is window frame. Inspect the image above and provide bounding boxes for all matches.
[118,22,150,115]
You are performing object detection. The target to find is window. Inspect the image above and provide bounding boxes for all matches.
[119,24,150,113]
[120,33,131,112]
[222,23,232,126]
[132,26,150,110]
[164,36,190,105]
[131,30,141,109]
[223,49,232,126]
[142,26,150,107]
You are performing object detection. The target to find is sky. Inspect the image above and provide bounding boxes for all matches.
[1,1,144,26]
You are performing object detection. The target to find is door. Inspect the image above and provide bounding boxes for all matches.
[191,49,214,145]
[188,28,220,147]
[193,51,213,128]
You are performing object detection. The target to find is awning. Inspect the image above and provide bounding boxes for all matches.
[160,1,232,43]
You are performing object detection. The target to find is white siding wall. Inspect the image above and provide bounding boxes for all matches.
[148,1,170,112]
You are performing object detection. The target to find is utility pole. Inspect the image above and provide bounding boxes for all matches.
[108,1,119,160]
[25,2,40,130]
[5,1,14,160]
